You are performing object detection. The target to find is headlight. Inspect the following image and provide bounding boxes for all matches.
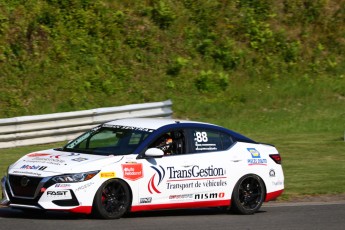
[51,171,99,183]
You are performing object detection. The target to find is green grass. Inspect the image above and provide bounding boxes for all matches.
[1,132,344,200]
[255,132,345,199]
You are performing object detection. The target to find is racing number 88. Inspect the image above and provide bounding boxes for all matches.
[195,132,208,142]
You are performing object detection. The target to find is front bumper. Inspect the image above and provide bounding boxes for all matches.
[1,174,94,214]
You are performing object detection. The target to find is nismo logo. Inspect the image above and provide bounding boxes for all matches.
[195,192,225,200]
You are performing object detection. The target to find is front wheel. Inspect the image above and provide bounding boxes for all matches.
[230,174,265,215]
[92,179,131,219]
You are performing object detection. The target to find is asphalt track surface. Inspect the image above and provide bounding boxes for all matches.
[0,201,344,230]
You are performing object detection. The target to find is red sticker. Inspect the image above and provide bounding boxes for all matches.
[122,163,143,181]
[27,153,51,157]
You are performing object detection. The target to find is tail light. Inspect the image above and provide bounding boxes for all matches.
[270,154,282,164]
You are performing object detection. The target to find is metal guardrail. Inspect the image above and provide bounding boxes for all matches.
[0,100,173,149]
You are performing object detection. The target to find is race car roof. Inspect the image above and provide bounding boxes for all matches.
[104,118,204,130]
[104,118,256,144]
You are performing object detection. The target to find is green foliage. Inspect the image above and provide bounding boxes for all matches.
[236,0,272,20]
[182,0,221,28]
[166,56,188,76]
[282,0,326,24]
[195,70,229,92]
[150,0,176,29]
[0,0,344,120]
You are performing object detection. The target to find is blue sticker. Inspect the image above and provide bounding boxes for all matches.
[247,148,261,158]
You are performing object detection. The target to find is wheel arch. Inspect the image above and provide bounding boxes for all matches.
[91,177,134,215]
[229,173,267,214]
[230,173,267,202]
[115,178,134,209]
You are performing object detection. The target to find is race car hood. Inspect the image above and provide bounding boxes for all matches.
[8,149,124,177]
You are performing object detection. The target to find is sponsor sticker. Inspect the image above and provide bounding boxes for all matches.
[27,153,51,157]
[272,180,283,186]
[67,153,81,157]
[194,192,225,200]
[140,197,152,203]
[55,183,71,188]
[247,148,267,166]
[247,158,267,166]
[72,157,88,162]
[20,165,47,171]
[46,190,72,199]
[193,132,218,151]
[100,172,116,178]
[25,157,64,165]
[169,194,193,200]
[12,170,42,176]
[75,182,95,192]
[50,155,61,159]
[122,163,143,181]
[269,169,276,177]
[148,165,228,194]
[102,124,154,132]
[247,148,261,158]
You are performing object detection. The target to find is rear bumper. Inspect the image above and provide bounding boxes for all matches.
[265,189,284,202]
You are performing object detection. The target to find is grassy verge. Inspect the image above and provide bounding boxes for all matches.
[254,132,345,200]
[1,132,344,201]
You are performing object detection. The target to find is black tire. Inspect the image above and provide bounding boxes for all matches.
[92,179,131,219]
[230,174,265,215]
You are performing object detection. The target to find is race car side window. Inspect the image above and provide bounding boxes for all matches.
[187,128,234,153]
[149,130,186,155]
[221,133,234,150]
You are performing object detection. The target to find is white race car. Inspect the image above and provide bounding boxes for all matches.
[1,118,284,219]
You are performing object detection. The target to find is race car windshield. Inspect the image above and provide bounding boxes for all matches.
[62,126,152,156]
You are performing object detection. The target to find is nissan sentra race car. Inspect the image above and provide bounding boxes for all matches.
[1,118,284,219]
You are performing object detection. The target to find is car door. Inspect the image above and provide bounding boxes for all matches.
[136,127,236,209]
[180,128,234,205]
[136,128,195,208]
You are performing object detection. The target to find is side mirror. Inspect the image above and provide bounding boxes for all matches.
[145,148,164,157]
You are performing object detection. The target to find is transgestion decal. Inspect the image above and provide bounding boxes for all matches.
[148,165,227,194]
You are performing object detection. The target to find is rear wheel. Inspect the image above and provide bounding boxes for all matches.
[92,179,131,219]
[230,174,265,215]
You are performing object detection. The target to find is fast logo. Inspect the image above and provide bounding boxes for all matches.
[46,190,72,199]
